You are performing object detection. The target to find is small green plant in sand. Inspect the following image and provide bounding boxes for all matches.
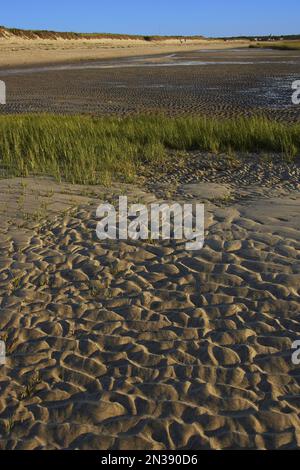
[11,273,24,292]
[21,204,48,223]
[1,331,19,356]
[0,114,299,185]
[211,193,236,206]
[20,372,41,400]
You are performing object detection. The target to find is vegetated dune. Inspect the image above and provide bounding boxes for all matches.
[0,26,249,68]
[0,25,205,41]
[0,149,300,449]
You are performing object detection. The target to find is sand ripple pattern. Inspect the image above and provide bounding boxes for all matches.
[0,194,300,449]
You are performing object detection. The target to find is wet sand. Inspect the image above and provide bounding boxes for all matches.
[1,48,300,121]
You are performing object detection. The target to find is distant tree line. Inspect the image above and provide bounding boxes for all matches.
[218,34,300,41]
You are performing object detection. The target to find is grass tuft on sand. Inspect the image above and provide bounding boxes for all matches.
[0,114,299,184]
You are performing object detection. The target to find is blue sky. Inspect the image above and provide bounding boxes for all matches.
[1,0,299,37]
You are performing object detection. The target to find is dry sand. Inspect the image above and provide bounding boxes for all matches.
[0,36,249,68]
[0,153,300,449]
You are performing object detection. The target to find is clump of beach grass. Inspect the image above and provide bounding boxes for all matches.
[0,114,299,184]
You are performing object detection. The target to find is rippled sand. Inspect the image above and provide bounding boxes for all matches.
[0,154,300,449]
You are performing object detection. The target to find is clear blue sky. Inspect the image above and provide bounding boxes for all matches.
[1,0,299,37]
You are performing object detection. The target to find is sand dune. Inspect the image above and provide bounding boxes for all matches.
[0,34,249,68]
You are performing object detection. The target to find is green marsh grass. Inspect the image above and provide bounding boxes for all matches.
[0,114,299,184]
[250,41,300,51]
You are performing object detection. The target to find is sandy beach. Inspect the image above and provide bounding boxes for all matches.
[0,34,300,450]
[0,35,249,68]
